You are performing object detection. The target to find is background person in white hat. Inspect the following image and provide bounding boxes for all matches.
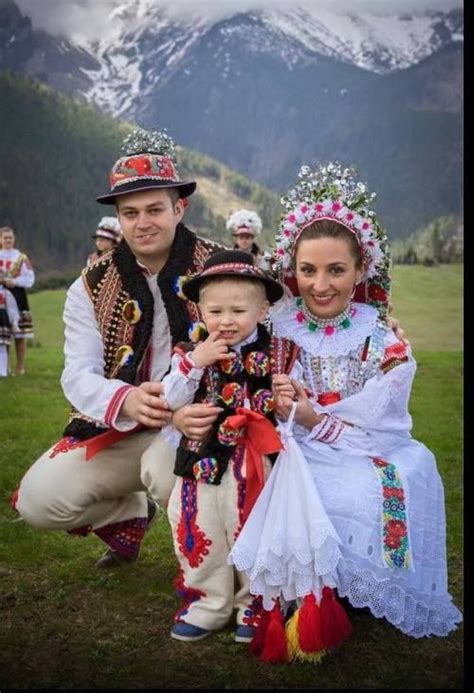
[87,216,122,266]
[227,209,264,264]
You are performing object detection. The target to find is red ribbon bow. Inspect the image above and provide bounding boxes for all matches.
[225,407,283,521]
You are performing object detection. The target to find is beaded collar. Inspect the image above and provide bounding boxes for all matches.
[295,297,355,335]
[270,296,379,358]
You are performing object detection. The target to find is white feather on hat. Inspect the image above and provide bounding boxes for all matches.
[226,209,262,235]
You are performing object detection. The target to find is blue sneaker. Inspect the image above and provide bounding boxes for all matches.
[235,624,256,643]
[170,621,211,642]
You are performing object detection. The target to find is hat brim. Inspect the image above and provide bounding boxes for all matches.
[183,269,284,305]
[232,229,256,236]
[92,233,118,241]
[96,179,197,205]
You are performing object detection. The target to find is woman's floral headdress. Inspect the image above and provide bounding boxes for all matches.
[272,162,392,317]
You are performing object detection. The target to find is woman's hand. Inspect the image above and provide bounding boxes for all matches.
[272,373,296,401]
[274,378,324,429]
[172,402,223,441]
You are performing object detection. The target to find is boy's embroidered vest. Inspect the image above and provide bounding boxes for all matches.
[174,323,299,484]
[63,224,224,440]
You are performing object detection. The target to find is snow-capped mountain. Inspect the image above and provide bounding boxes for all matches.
[84,2,463,118]
[0,0,463,236]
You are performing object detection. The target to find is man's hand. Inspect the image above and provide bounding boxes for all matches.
[191,332,233,368]
[120,382,172,428]
[387,302,408,343]
[173,402,223,441]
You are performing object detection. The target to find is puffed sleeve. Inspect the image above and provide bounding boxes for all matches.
[12,254,35,289]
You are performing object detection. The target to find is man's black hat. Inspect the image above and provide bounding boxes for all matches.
[97,129,196,205]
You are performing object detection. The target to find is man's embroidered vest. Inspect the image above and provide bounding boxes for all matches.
[63,224,225,440]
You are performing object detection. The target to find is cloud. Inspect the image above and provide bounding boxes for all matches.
[15,0,462,43]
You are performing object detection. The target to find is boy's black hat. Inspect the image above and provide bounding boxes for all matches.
[182,250,284,304]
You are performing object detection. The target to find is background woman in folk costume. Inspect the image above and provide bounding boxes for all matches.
[229,163,462,663]
[0,227,35,375]
[227,209,264,265]
[87,216,122,267]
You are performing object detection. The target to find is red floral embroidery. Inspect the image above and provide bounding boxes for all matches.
[386,519,407,537]
[94,517,148,559]
[174,568,206,622]
[383,486,405,501]
[49,436,79,458]
[385,534,402,549]
[124,155,152,176]
[372,457,389,467]
[10,488,19,511]
[368,284,387,302]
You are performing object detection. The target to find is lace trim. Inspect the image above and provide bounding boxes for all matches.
[336,560,463,638]
[229,522,342,611]
[270,298,379,357]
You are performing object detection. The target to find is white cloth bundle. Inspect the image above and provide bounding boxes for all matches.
[228,405,342,610]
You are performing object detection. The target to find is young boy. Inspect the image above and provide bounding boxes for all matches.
[162,250,298,643]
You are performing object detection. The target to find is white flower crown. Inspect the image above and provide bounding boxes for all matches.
[273,163,389,280]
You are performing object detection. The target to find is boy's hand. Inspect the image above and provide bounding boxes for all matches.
[192,331,234,368]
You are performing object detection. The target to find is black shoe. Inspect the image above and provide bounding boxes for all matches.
[95,548,137,569]
[95,498,159,569]
[146,497,159,526]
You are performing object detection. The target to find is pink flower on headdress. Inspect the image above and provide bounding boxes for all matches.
[315,203,324,213]
[331,202,342,213]
[287,213,297,223]
[283,229,292,237]
[276,248,285,256]
[361,221,371,231]
[300,204,309,214]
[345,212,355,222]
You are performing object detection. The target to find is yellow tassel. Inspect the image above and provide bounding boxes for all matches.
[285,608,327,664]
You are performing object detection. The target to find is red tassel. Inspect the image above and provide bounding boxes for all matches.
[260,604,288,663]
[250,608,271,656]
[297,593,324,652]
[320,586,352,649]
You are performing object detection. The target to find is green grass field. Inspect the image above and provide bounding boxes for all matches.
[0,265,463,689]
